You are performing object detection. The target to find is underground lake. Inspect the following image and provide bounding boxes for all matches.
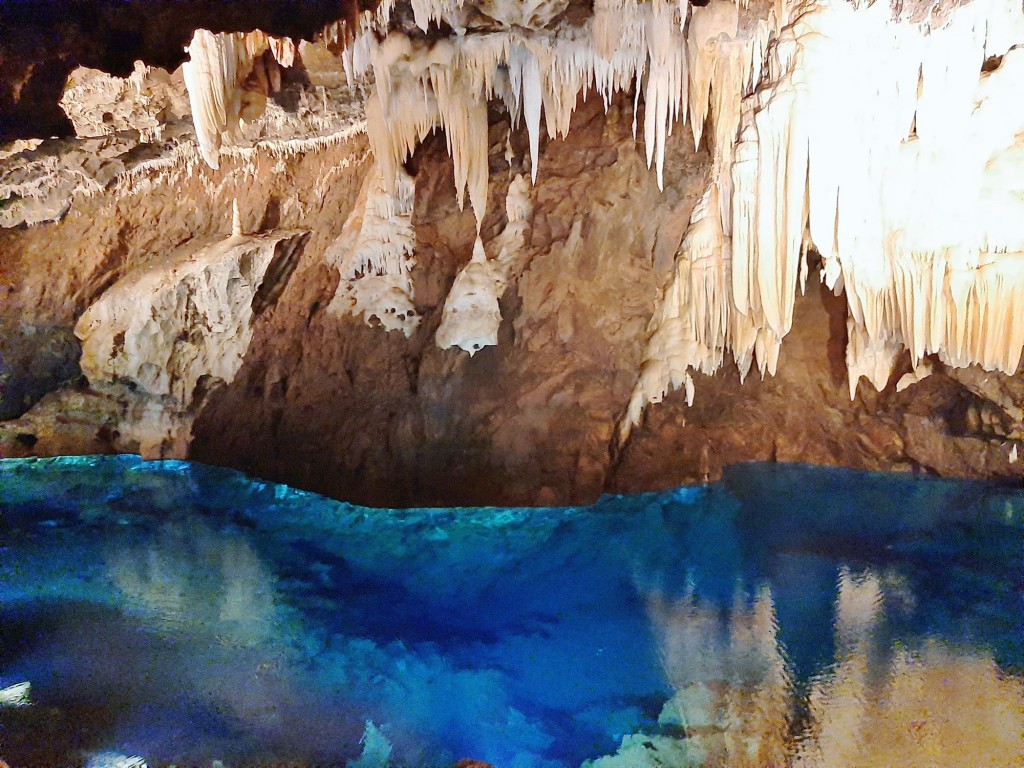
[1,455,1023,767]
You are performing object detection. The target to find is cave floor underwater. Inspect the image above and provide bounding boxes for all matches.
[1,456,1023,767]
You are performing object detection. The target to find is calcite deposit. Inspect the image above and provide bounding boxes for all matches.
[2,0,1023,505]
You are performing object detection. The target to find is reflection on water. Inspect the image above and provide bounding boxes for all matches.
[599,568,1024,768]
[1,457,1023,767]
[791,569,1024,768]
[641,584,790,768]
[107,521,279,645]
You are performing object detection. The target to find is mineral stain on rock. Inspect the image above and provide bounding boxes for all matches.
[2,0,1024,505]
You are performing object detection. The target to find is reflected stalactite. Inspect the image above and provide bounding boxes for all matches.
[722,585,791,768]
[595,568,1024,768]
[793,567,884,768]
[645,582,793,767]
[5,457,1024,767]
[793,568,1024,768]
[106,520,280,647]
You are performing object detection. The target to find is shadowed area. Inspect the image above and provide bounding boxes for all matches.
[0,0,372,140]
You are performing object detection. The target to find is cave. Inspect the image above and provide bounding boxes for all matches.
[1,0,1024,765]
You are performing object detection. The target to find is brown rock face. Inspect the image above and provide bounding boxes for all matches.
[189,96,683,506]
[614,284,914,492]
[2,84,1022,505]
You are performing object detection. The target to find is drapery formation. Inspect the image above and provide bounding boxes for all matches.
[176,0,1024,437]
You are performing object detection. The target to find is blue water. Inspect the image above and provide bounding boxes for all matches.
[1,456,1023,767]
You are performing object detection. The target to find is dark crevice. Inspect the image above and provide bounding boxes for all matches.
[252,231,310,318]
[0,0,373,141]
[981,53,1005,73]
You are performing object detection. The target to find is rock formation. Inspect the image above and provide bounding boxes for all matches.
[2,0,1024,505]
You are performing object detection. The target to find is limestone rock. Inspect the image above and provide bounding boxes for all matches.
[3,0,1024,504]
[76,229,310,406]
[59,62,190,142]
[42,227,311,460]
[944,363,1024,440]
[0,131,185,228]
[0,320,81,420]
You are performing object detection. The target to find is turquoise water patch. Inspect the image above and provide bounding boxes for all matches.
[1,456,1023,766]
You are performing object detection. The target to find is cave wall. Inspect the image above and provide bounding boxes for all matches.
[190,95,695,506]
[3,0,1024,505]
[2,81,1021,505]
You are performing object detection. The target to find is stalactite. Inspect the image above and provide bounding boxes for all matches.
[435,236,502,354]
[326,166,420,336]
[617,0,1024,440]
[643,1,689,190]
[621,183,729,442]
[182,29,299,170]
[353,0,762,228]
[182,30,245,169]
[171,0,1024,422]
[436,174,533,355]
[432,68,490,229]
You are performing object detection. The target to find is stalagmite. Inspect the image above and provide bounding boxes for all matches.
[492,174,533,282]
[231,199,243,237]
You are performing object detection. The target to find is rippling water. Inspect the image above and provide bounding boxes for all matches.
[1,456,1022,767]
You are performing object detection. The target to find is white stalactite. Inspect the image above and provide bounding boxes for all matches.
[356,0,762,227]
[621,183,728,441]
[182,30,244,169]
[435,236,503,355]
[644,1,689,190]
[896,359,934,393]
[173,0,1024,428]
[436,174,533,354]
[183,29,298,169]
[781,0,1024,393]
[326,166,420,336]
[617,0,1024,439]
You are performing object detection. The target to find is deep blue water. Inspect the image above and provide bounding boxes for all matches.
[1,456,1023,767]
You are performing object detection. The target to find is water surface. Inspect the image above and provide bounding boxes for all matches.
[1,456,1023,767]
